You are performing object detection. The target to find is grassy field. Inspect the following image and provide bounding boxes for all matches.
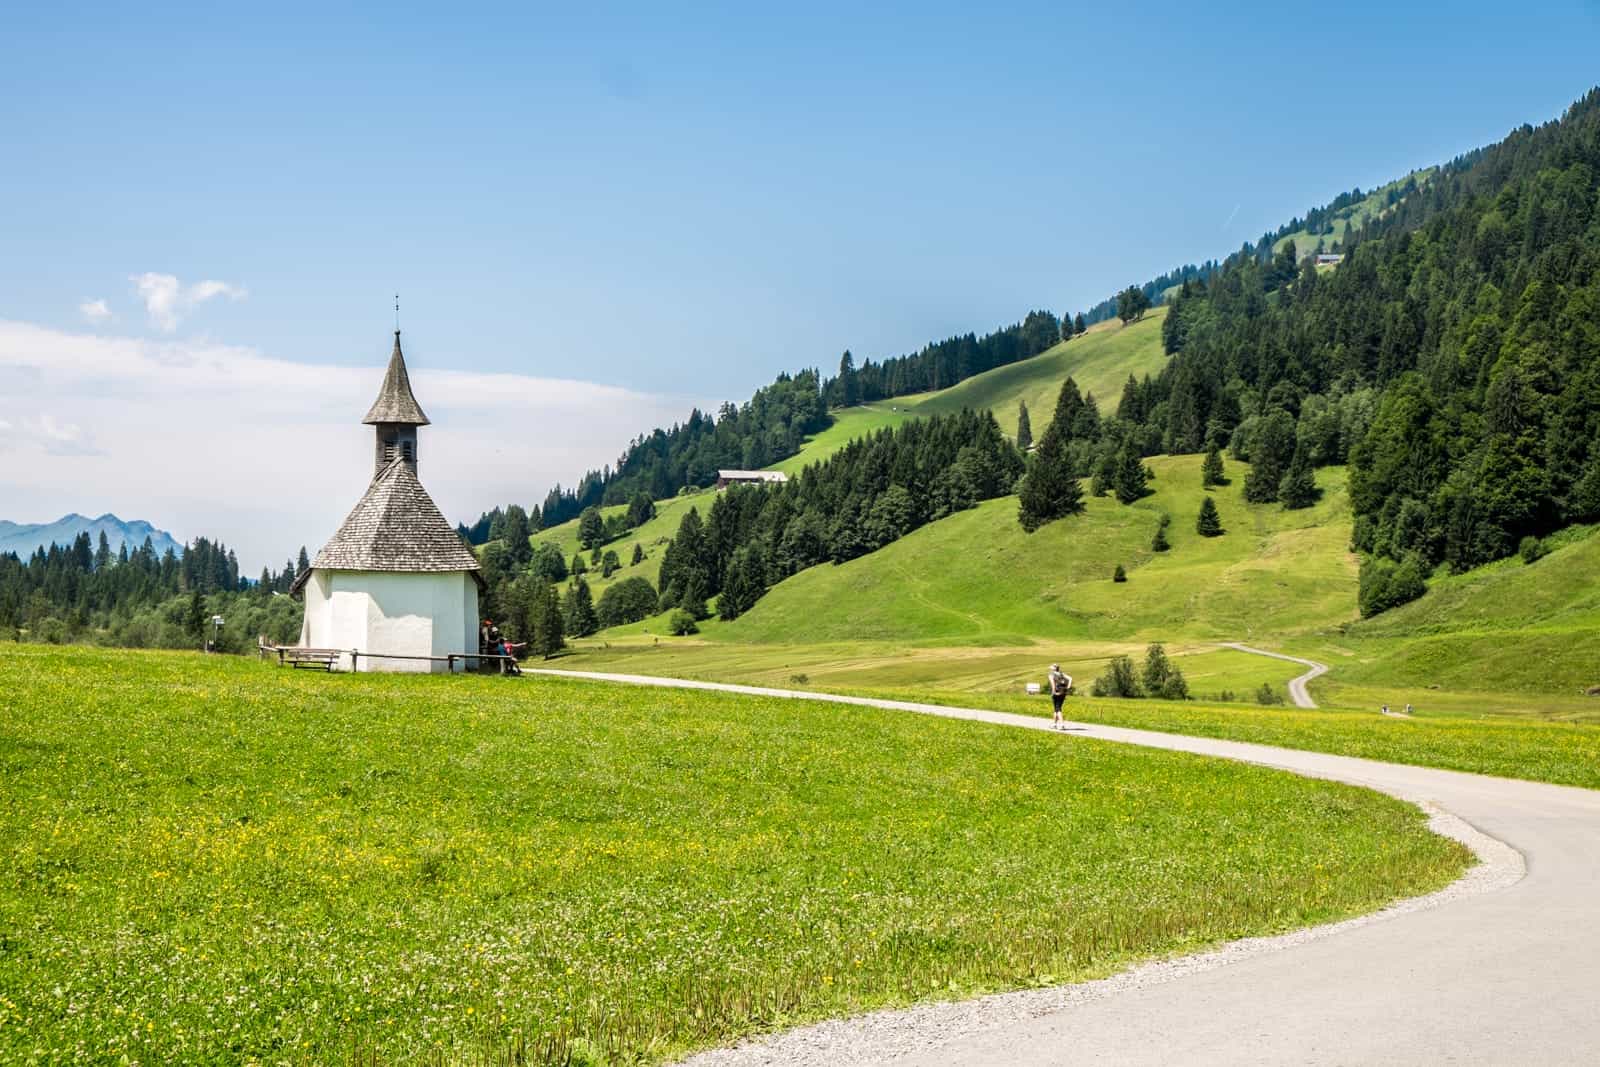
[528,489,714,601]
[768,399,928,474]
[915,311,1170,440]
[1,647,1467,1064]
[721,454,1356,645]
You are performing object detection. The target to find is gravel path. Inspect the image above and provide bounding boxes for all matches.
[1219,642,1329,707]
[531,668,1600,1065]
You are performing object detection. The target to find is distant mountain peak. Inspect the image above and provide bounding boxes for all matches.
[0,513,183,559]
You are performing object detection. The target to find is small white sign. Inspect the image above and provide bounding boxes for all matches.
[1025,682,1042,694]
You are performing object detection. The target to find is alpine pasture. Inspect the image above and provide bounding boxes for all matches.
[0,647,1466,1064]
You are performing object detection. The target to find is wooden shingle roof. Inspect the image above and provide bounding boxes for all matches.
[292,459,480,593]
[362,331,431,426]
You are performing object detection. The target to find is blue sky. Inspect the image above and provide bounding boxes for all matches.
[2,2,1599,565]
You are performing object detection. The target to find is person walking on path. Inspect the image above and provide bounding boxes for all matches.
[1048,663,1072,730]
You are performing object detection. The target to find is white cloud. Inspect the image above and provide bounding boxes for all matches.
[0,319,706,570]
[129,272,248,331]
[78,298,113,324]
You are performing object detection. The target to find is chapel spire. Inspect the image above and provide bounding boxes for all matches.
[363,329,429,476]
[362,330,431,427]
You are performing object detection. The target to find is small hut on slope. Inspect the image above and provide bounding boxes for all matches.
[291,331,483,671]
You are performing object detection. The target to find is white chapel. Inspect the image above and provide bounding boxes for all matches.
[291,331,483,671]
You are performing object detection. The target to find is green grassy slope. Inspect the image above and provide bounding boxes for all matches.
[528,489,714,599]
[1293,523,1600,707]
[3,647,1463,1064]
[770,311,1169,477]
[915,310,1170,438]
[726,454,1355,645]
[768,399,926,474]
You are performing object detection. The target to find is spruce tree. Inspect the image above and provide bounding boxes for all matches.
[1016,401,1033,452]
[1050,377,1085,441]
[631,542,645,566]
[680,571,710,620]
[1196,496,1224,536]
[1114,445,1149,504]
[1017,424,1085,532]
[296,546,310,575]
[1091,448,1116,496]
[1112,563,1127,582]
[1073,312,1086,335]
[1243,410,1295,503]
[577,506,605,551]
[1151,513,1171,552]
[1202,446,1226,487]
[1278,442,1318,509]
[531,582,565,658]
[562,576,599,637]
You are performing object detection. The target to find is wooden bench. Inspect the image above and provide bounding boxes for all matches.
[283,647,343,670]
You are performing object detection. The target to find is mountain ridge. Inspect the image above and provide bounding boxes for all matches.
[0,513,184,559]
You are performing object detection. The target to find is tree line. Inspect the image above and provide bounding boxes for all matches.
[0,533,306,649]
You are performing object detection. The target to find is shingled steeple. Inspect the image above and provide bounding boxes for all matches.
[362,330,429,476]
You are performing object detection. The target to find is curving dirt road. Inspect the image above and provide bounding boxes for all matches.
[1220,642,1329,708]
[532,668,1600,1066]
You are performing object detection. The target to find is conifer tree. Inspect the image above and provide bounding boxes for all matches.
[1202,446,1227,487]
[1050,377,1085,441]
[631,542,645,566]
[1112,563,1127,582]
[1074,312,1086,335]
[562,575,599,637]
[1017,423,1085,532]
[1151,513,1171,552]
[1278,442,1319,509]
[577,506,605,551]
[1141,642,1189,700]
[531,581,565,658]
[1114,445,1149,504]
[1091,448,1116,497]
[296,546,310,575]
[1196,496,1224,536]
[1016,401,1033,452]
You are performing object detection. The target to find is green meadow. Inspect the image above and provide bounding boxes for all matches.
[1,647,1465,1064]
[915,310,1171,440]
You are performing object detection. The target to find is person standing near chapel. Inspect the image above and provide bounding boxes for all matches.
[1048,663,1072,730]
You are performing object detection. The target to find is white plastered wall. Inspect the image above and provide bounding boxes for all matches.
[299,569,478,673]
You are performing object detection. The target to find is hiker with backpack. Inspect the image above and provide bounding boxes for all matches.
[1048,663,1073,730]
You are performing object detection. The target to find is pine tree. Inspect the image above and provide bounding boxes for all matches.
[1016,401,1033,452]
[1278,442,1318,509]
[680,571,710,620]
[1017,424,1085,532]
[1090,449,1116,497]
[1202,446,1226,487]
[1074,312,1086,335]
[531,582,565,658]
[502,506,533,566]
[296,546,310,575]
[1196,496,1224,536]
[1112,563,1127,582]
[570,553,587,576]
[1050,377,1085,441]
[562,576,599,637]
[1243,410,1295,503]
[577,506,605,551]
[1151,513,1171,552]
[631,542,645,566]
[94,531,111,572]
[1114,445,1149,504]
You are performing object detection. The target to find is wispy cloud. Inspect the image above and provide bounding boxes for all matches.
[129,272,248,331]
[78,298,113,324]
[0,319,705,568]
